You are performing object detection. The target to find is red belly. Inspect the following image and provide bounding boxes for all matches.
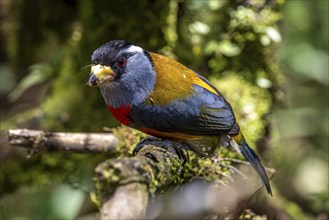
[107,105,132,126]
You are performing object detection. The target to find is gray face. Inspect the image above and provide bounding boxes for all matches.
[89,43,156,108]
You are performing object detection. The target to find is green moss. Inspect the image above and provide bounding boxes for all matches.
[111,125,147,155]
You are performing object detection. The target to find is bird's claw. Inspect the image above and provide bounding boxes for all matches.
[132,136,160,156]
[133,136,188,165]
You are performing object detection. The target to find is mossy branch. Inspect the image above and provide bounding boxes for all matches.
[7,128,185,219]
[94,145,184,219]
[7,128,275,219]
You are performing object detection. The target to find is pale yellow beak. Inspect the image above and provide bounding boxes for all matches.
[87,64,115,87]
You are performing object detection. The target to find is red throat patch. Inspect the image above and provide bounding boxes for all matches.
[107,105,132,126]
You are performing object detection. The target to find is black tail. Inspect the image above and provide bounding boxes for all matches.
[239,138,272,196]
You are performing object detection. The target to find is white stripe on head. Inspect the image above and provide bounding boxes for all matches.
[126,45,143,53]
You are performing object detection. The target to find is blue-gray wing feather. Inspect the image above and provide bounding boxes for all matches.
[130,85,238,135]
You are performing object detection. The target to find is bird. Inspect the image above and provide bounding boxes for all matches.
[87,40,272,195]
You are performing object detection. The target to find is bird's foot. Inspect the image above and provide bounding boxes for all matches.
[133,136,188,164]
[132,136,160,155]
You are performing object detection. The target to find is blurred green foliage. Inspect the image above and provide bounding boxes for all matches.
[0,0,328,219]
[273,0,329,215]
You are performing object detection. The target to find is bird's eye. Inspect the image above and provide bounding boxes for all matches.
[117,57,126,68]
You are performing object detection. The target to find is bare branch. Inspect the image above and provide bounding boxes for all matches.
[8,129,119,156]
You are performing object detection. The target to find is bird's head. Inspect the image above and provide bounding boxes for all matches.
[87,40,156,107]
